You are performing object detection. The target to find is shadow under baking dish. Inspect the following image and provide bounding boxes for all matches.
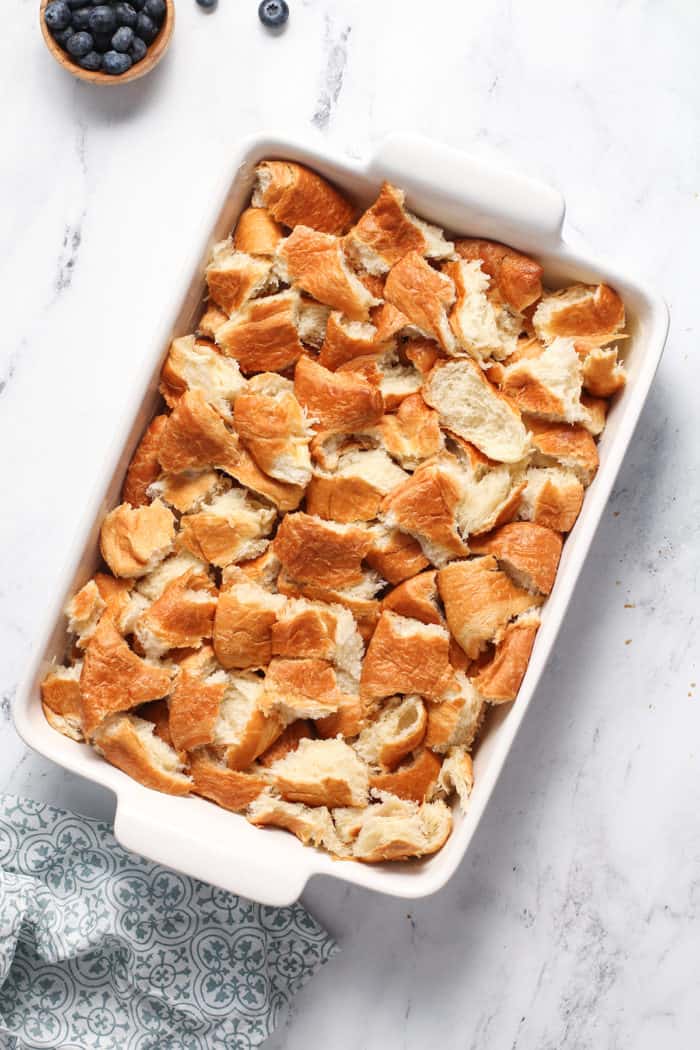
[13,132,668,906]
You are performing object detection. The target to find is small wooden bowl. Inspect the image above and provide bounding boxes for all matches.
[39,0,175,85]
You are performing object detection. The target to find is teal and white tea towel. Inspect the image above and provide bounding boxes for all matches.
[0,795,338,1050]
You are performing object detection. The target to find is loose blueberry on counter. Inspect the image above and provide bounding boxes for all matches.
[135,12,157,41]
[78,49,102,70]
[102,49,132,74]
[88,5,116,35]
[66,30,94,56]
[112,25,134,51]
[258,0,289,28]
[196,0,217,8]
[144,0,165,22]
[129,36,147,61]
[113,2,138,28]
[45,1,72,32]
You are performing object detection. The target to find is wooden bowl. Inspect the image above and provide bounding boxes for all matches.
[39,0,175,85]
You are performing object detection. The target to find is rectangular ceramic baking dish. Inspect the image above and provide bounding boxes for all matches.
[14,133,668,906]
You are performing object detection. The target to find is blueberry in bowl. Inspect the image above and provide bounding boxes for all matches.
[40,0,174,83]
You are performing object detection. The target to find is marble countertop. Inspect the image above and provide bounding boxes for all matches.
[2,1,698,1046]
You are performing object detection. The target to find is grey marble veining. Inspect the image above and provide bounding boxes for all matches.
[2,1,699,1047]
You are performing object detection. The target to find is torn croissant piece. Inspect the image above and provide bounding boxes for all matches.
[380,455,469,566]
[306,446,408,523]
[501,337,587,424]
[65,579,106,648]
[100,500,175,580]
[213,578,285,670]
[318,310,393,372]
[228,446,305,512]
[354,694,427,770]
[122,415,169,507]
[527,417,599,485]
[147,470,225,515]
[360,611,454,701]
[137,698,176,751]
[424,672,486,753]
[581,393,608,436]
[581,346,627,397]
[205,242,277,315]
[260,657,349,721]
[197,302,229,341]
[133,569,218,659]
[449,447,525,539]
[345,181,453,274]
[309,429,379,472]
[533,283,625,348]
[157,389,241,477]
[92,713,191,796]
[444,259,524,362]
[189,748,267,812]
[519,466,584,533]
[315,694,368,740]
[434,746,474,811]
[231,548,281,593]
[365,525,430,585]
[135,550,209,602]
[423,358,530,464]
[248,792,346,854]
[209,671,283,770]
[381,569,442,625]
[159,335,246,420]
[269,737,369,808]
[79,617,173,737]
[215,290,305,374]
[384,251,456,352]
[233,206,285,256]
[369,748,442,804]
[276,569,381,644]
[378,393,444,470]
[278,226,379,320]
[233,373,312,487]
[455,238,544,312]
[179,487,276,568]
[294,355,384,434]
[469,522,563,595]
[168,666,227,752]
[338,347,423,412]
[403,337,443,376]
[257,720,315,767]
[253,160,355,235]
[471,610,541,703]
[350,796,452,862]
[271,597,363,679]
[438,555,542,660]
[297,297,331,349]
[273,512,374,590]
[41,663,84,742]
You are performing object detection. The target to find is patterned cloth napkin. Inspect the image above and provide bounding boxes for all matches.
[0,795,337,1050]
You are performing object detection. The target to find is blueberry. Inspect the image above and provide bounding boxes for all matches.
[70,7,91,29]
[78,49,102,70]
[53,25,74,46]
[66,29,93,55]
[111,25,134,50]
[88,5,116,35]
[196,0,217,7]
[129,0,146,8]
[135,12,157,41]
[129,35,147,62]
[45,1,72,32]
[66,0,86,7]
[102,49,133,74]
[258,0,288,27]
[144,0,165,22]
[113,2,137,27]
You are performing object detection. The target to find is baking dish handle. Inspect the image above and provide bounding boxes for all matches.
[114,796,309,907]
[369,133,565,249]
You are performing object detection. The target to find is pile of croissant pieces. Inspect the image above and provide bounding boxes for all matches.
[41,160,627,864]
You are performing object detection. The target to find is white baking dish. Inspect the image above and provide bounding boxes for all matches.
[13,133,668,906]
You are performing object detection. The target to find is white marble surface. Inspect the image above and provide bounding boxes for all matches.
[2,1,699,1046]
